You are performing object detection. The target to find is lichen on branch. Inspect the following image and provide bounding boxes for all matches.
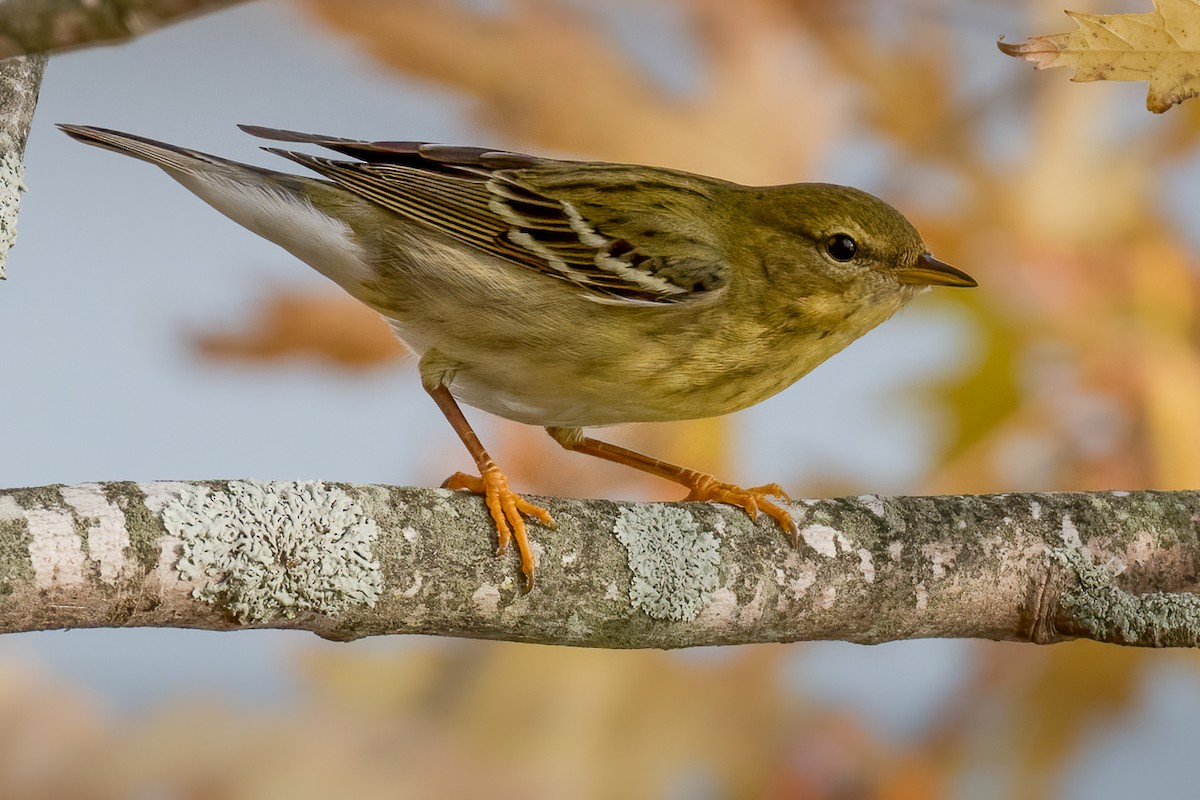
[0,53,45,278]
[0,481,1198,649]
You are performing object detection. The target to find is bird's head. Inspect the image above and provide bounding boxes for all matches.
[747,182,974,289]
[734,182,975,334]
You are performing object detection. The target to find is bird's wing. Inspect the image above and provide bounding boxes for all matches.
[240,126,730,304]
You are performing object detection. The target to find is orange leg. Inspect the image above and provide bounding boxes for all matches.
[427,384,555,591]
[546,426,797,545]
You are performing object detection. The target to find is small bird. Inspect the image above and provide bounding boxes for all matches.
[59,124,976,590]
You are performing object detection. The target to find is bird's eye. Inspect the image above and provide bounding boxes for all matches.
[825,234,857,262]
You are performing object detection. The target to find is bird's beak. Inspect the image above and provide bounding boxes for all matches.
[896,253,977,288]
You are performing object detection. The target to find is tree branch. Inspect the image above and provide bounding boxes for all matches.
[2,481,1199,648]
[0,0,253,57]
[0,53,45,278]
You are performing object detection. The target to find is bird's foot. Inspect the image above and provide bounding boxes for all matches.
[443,467,557,592]
[682,474,798,546]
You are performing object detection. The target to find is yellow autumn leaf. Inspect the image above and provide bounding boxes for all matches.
[999,0,1200,113]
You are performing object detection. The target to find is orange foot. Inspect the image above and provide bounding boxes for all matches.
[682,474,798,546]
[443,467,556,592]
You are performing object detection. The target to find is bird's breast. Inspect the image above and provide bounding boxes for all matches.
[418,318,852,428]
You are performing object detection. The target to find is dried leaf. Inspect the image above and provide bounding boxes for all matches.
[999,0,1200,113]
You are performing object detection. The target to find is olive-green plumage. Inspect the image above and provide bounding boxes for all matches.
[58,124,974,429]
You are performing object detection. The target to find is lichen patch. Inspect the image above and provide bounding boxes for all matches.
[915,582,928,611]
[613,504,719,622]
[24,506,85,588]
[921,543,959,579]
[1126,530,1157,568]
[0,147,26,278]
[62,484,129,584]
[799,524,844,559]
[400,572,423,598]
[790,566,816,599]
[696,587,739,627]
[859,494,886,518]
[566,612,591,637]
[164,480,382,623]
[857,549,876,583]
[738,581,767,625]
[1061,514,1083,549]
[471,583,501,616]
[0,496,22,521]
[138,482,194,515]
[1051,528,1200,646]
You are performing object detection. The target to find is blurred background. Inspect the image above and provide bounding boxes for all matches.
[0,0,1197,796]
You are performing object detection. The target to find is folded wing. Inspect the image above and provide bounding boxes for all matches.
[241,126,730,304]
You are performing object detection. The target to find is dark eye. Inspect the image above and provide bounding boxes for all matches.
[825,234,857,262]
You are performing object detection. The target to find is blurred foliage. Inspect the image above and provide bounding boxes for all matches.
[0,647,921,798]
[125,0,1200,796]
[193,289,406,366]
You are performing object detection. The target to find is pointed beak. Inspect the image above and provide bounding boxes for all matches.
[896,253,977,288]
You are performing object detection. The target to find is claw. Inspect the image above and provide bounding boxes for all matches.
[442,467,555,591]
[684,474,798,547]
[748,482,793,504]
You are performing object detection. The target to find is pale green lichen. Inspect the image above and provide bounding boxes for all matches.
[164,480,382,623]
[0,496,33,596]
[612,505,720,622]
[0,145,25,278]
[1050,515,1200,646]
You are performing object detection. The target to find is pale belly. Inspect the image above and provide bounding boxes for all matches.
[388,313,858,429]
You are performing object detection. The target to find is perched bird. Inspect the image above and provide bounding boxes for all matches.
[59,124,976,590]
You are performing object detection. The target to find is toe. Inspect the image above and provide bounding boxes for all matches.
[501,495,539,593]
[752,483,792,503]
[442,466,552,586]
[759,498,799,547]
[683,474,797,545]
[736,492,761,520]
[509,520,536,593]
[443,471,484,493]
[517,497,557,530]
[483,485,513,554]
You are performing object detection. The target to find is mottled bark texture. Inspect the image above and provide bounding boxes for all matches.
[0,53,45,278]
[0,0,252,56]
[1,481,1199,649]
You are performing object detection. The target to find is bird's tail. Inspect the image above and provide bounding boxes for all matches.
[58,124,253,175]
[59,124,374,294]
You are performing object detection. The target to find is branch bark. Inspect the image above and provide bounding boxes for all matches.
[0,53,45,278]
[1,481,1199,648]
[0,0,253,57]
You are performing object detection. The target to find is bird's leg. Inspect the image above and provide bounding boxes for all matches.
[424,380,555,592]
[546,426,798,545]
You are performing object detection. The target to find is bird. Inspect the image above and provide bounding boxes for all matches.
[59,123,976,590]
